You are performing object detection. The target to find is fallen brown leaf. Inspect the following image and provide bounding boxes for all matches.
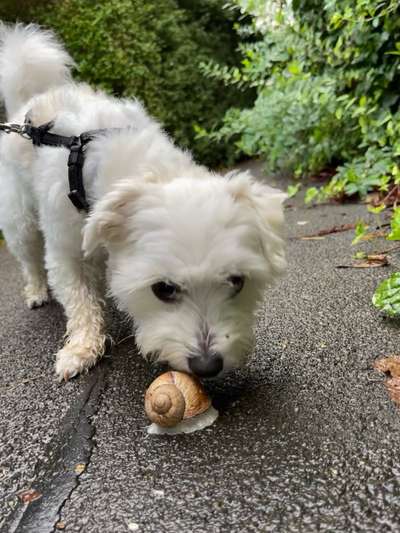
[385,378,400,406]
[299,223,356,239]
[354,254,389,268]
[374,356,400,377]
[358,229,387,241]
[336,254,389,269]
[373,356,400,407]
[18,488,42,504]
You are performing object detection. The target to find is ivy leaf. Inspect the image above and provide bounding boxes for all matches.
[304,187,319,205]
[372,273,400,316]
[352,220,369,245]
[287,62,301,75]
[287,183,301,198]
[387,207,400,241]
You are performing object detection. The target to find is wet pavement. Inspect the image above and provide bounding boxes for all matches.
[1,162,400,532]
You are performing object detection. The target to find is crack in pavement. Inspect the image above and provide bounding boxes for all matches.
[3,362,108,533]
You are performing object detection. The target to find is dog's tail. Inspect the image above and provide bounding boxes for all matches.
[0,23,73,118]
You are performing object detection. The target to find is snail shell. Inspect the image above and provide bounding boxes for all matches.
[145,371,211,427]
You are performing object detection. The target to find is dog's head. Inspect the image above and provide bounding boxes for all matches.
[82,171,286,377]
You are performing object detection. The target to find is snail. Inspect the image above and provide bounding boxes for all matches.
[145,371,219,435]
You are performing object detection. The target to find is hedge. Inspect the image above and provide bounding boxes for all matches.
[0,0,253,166]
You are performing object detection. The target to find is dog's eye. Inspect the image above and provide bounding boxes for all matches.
[151,281,181,303]
[227,275,245,296]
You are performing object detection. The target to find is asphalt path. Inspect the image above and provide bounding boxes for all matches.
[1,162,400,532]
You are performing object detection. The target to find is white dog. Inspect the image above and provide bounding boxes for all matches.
[0,24,286,381]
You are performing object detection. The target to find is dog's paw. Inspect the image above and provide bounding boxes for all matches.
[25,284,49,309]
[55,338,105,382]
[55,347,86,381]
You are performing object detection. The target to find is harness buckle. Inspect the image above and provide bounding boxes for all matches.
[68,189,89,212]
[68,140,84,166]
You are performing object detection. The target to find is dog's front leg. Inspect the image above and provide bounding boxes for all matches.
[47,253,106,381]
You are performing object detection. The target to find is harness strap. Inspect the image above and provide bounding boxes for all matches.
[67,137,89,212]
[24,120,75,148]
[25,121,119,212]
[0,118,125,213]
[22,120,89,211]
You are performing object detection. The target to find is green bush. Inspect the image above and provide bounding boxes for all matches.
[198,0,400,315]
[199,0,400,183]
[1,0,252,166]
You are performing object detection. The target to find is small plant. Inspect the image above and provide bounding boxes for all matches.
[287,183,301,198]
[352,221,369,245]
[373,273,400,317]
[199,0,400,318]
[304,187,319,205]
[387,207,400,241]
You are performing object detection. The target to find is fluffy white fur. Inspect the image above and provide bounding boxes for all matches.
[0,23,287,381]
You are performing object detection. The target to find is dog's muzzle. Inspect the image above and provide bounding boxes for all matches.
[188,352,223,378]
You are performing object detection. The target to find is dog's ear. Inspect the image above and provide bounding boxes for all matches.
[82,180,146,257]
[227,171,287,277]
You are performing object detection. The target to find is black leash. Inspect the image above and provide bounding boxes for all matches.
[0,119,112,212]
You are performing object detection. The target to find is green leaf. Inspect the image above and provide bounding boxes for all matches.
[287,62,301,75]
[387,207,400,241]
[287,183,301,198]
[354,251,367,260]
[352,220,368,245]
[335,107,343,120]
[359,95,367,107]
[304,187,319,205]
[373,273,400,317]
[367,204,386,214]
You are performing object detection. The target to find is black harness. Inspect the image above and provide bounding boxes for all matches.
[0,118,113,212]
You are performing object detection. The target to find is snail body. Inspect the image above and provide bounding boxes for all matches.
[145,371,218,434]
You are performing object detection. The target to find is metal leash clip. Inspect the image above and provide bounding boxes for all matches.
[0,122,32,139]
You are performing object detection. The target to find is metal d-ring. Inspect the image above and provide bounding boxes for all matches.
[0,122,32,139]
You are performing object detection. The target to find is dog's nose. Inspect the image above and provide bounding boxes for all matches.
[188,353,223,378]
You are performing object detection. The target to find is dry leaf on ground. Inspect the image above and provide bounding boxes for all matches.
[299,223,356,240]
[18,488,42,503]
[352,254,389,268]
[385,378,400,406]
[336,254,389,269]
[374,356,400,377]
[358,229,388,241]
[373,356,400,407]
